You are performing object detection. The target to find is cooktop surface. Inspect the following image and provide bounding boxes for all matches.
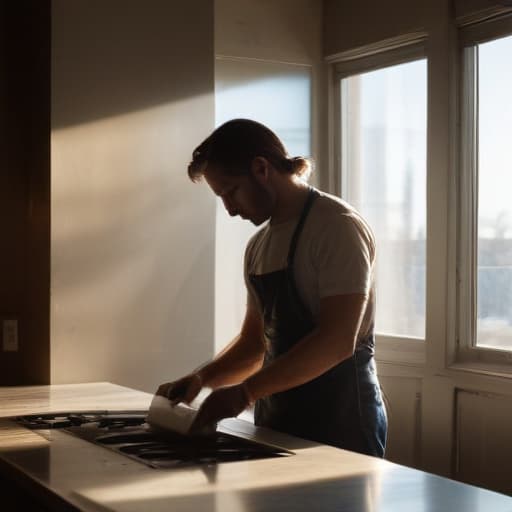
[15,411,292,469]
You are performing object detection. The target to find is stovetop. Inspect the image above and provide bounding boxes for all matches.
[16,410,149,430]
[15,411,292,469]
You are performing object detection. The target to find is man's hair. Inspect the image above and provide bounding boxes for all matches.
[187,118,312,182]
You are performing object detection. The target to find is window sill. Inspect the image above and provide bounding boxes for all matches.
[375,334,425,366]
[448,360,512,379]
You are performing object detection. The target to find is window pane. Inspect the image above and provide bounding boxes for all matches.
[341,59,427,338]
[214,58,311,352]
[477,35,512,350]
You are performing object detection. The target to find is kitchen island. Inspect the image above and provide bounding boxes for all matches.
[0,382,511,511]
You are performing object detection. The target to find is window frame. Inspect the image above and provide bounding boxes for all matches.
[454,13,512,372]
[328,35,428,366]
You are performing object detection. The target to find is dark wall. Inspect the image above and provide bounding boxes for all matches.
[0,1,50,385]
[323,0,429,56]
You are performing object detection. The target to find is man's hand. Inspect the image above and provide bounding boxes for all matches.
[189,383,252,434]
[156,373,203,405]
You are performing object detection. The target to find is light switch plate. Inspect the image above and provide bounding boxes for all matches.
[3,319,18,352]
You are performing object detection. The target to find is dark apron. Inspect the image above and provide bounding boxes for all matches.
[249,188,387,457]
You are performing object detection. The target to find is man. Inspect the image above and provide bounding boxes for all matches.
[157,119,387,457]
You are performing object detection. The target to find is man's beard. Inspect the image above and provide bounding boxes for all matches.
[247,175,274,226]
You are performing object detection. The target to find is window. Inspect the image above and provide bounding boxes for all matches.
[459,18,512,359]
[335,47,427,342]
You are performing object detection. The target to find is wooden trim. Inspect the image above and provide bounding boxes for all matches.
[325,32,428,64]
[0,1,51,385]
[331,41,427,78]
[459,10,512,45]
[456,6,512,29]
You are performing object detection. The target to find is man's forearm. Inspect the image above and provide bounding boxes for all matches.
[243,294,366,402]
[244,328,354,402]
[197,334,264,389]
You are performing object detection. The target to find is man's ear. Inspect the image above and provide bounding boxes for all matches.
[250,157,270,184]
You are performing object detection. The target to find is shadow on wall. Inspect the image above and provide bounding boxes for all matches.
[50,0,216,391]
[52,0,212,129]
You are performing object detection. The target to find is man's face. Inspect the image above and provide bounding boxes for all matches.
[204,164,274,226]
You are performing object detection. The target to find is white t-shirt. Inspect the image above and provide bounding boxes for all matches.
[244,189,376,340]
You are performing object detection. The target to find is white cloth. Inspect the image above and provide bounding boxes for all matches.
[146,395,216,436]
[244,189,375,339]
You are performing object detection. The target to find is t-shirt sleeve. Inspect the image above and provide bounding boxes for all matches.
[313,213,375,298]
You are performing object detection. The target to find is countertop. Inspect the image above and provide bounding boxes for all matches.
[1,382,511,512]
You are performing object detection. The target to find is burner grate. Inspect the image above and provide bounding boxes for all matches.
[15,411,148,430]
[14,411,293,469]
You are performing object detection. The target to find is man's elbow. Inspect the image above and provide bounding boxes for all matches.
[246,342,265,368]
[322,329,357,364]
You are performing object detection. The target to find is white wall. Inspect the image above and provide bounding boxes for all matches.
[324,0,428,56]
[215,0,322,62]
[455,389,512,496]
[51,0,216,393]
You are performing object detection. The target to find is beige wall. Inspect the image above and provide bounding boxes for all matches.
[323,0,429,56]
[51,0,216,392]
[215,0,322,63]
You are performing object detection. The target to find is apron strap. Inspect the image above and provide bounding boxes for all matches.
[286,187,319,267]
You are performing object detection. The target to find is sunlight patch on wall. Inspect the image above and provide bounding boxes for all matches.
[50,96,216,389]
